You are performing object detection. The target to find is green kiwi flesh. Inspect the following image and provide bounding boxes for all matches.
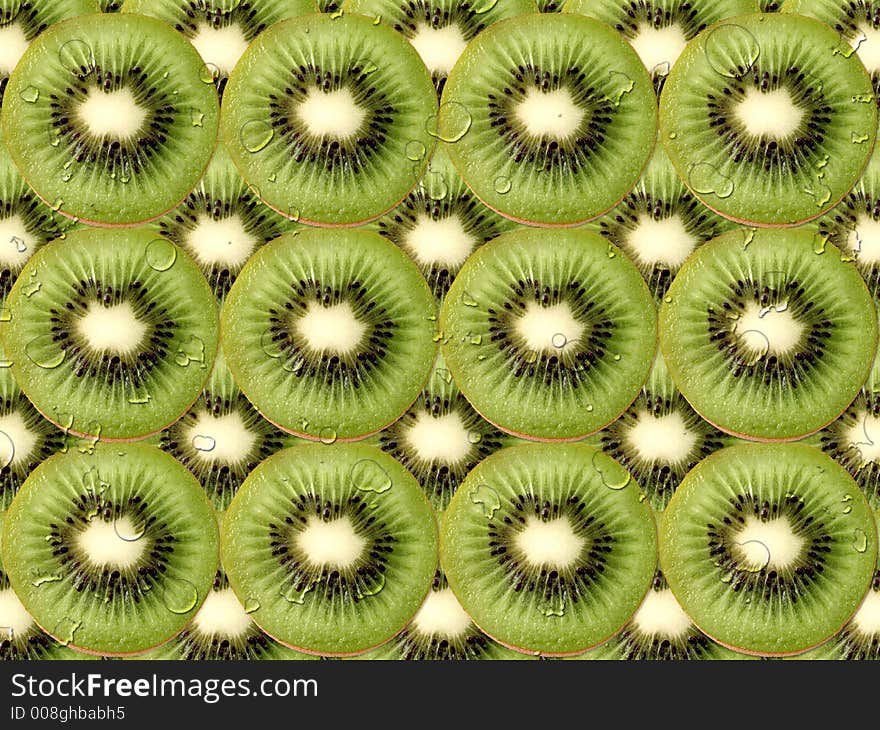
[439,13,657,226]
[1,443,220,656]
[221,13,438,226]
[441,227,657,440]
[441,442,657,655]
[660,12,877,226]
[221,228,437,442]
[221,443,438,656]
[1,13,220,226]
[659,227,878,440]
[1,227,220,441]
[660,443,877,656]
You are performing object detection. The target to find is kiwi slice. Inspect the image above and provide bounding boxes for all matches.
[221,228,436,442]
[353,565,527,659]
[0,0,98,108]
[588,143,738,301]
[795,513,880,660]
[0,128,78,301]
[159,350,292,512]
[221,13,437,227]
[120,0,316,99]
[438,13,656,226]
[815,140,880,297]
[660,13,877,227]
[372,145,519,302]
[0,339,65,512]
[591,355,730,512]
[572,568,749,659]
[1,227,219,441]
[441,227,656,441]
[376,352,507,511]
[660,227,877,441]
[2,443,219,656]
[0,511,94,659]
[442,442,656,655]
[564,0,755,93]
[343,0,536,96]
[661,443,877,656]
[783,1,880,106]
[150,143,300,302]
[1,13,220,226]
[222,443,438,656]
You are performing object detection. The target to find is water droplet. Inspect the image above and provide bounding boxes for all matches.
[586,404,594,412]
[540,592,565,617]
[469,334,482,345]
[428,101,472,143]
[853,529,869,553]
[20,86,39,103]
[192,435,216,452]
[852,131,870,144]
[422,169,448,201]
[551,333,567,349]
[833,30,865,58]
[285,204,300,223]
[174,335,206,368]
[803,180,831,208]
[432,332,443,343]
[127,382,151,404]
[162,577,199,614]
[462,290,479,307]
[190,109,204,127]
[31,571,63,587]
[668,131,677,139]
[58,39,94,75]
[318,426,337,445]
[0,360,12,369]
[469,484,501,519]
[239,120,274,153]
[734,540,770,572]
[720,569,735,583]
[591,450,631,490]
[20,281,40,298]
[467,430,482,445]
[350,459,392,493]
[493,176,512,194]
[113,517,145,542]
[372,15,381,24]
[812,232,828,255]
[330,7,343,18]
[704,25,760,77]
[607,245,616,258]
[843,505,853,514]
[613,354,621,361]
[688,162,734,198]
[652,61,671,78]
[435,368,453,384]
[244,596,261,613]
[53,618,81,646]
[25,335,65,369]
[603,70,634,106]
[76,425,100,455]
[0,306,11,322]
[405,140,426,161]
[145,238,177,271]
[199,62,220,84]
[852,93,874,104]
[260,328,285,359]
[472,0,498,12]
[356,572,386,598]
[281,582,314,604]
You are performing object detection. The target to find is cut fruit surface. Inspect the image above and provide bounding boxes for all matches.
[441,227,656,440]
[1,443,219,656]
[1,227,219,440]
[221,13,437,226]
[659,227,877,440]
[660,443,877,655]
[221,443,438,655]
[660,13,877,226]
[221,228,437,441]
[438,13,657,226]
[1,13,220,226]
